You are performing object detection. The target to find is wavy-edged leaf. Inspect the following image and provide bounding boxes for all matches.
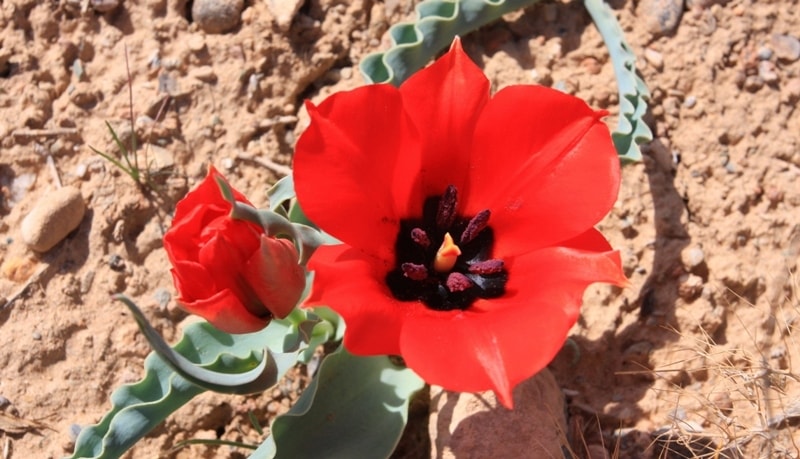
[360,0,541,86]
[250,346,425,459]
[69,309,314,459]
[584,0,652,163]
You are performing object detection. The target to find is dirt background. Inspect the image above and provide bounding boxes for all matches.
[1,0,799,458]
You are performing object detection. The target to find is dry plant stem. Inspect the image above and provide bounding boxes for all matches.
[236,153,293,176]
[11,127,79,138]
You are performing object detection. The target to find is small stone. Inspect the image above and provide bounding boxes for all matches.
[153,288,172,310]
[758,60,779,84]
[680,246,705,270]
[756,46,773,60]
[644,48,664,70]
[771,34,800,62]
[21,186,86,252]
[266,0,304,32]
[187,34,206,52]
[684,95,697,108]
[678,274,704,300]
[192,0,244,34]
[190,65,216,83]
[32,331,42,340]
[580,57,602,75]
[744,75,764,92]
[91,0,120,13]
[109,254,126,272]
[639,0,684,35]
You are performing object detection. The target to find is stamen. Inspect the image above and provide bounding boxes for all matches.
[468,259,505,275]
[433,232,461,273]
[436,185,458,229]
[410,228,430,249]
[446,272,473,292]
[401,263,428,281]
[460,209,491,245]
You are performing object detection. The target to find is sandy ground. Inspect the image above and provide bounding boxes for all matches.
[1,0,799,458]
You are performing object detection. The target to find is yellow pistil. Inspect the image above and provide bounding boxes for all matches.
[434,232,461,273]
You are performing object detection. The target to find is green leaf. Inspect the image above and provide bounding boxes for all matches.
[360,0,542,87]
[584,0,652,163]
[69,304,314,459]
[267,175,296,214]
[250,347,425,459]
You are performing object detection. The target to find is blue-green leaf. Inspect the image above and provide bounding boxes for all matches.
[584,0,652,163]
[360,0,542,86]
[250,347,425,459]
[69,306,315,459]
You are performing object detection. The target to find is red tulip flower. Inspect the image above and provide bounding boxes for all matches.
[294,39,627,407]
[164,167,305,334]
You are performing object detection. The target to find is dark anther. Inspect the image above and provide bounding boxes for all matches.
[460,209,491,245]
[401,263,428,281]
[468,259,505,275]
[410,228,430,248]
[436,185,458,229]
[446,272,473,292]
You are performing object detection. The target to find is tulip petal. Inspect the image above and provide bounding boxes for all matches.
[304,245,408,356]
[294,86,420,262]
[399,37,490,205]
[464,85,621,257]
[178,288,270,335]
[241,236,305,319]
[399,238,626,408]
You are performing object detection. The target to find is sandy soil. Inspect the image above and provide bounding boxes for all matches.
[1,0,799,458]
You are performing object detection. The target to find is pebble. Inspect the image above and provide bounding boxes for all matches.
[90,0,120,13]
[681,246,705,270]
[758,60,779,84]
[678,273,704,300]
[21,186,86,252]
[644,48,664,70]
[684,95,697,108]
[639,0,684,35]
[756,46,773,60]
[192,0,244,34]
[265,0,304,32]
[771,34,800,62]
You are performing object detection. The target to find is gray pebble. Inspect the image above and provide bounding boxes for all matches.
[757,46,773,60]
[771,34,800,62]
[639,0,684,35]
[192,0,244,34]
[21,186,86,252]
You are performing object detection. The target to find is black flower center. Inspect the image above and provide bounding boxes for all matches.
[386,185,508,311]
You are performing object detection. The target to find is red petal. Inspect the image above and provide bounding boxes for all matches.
[169,262,217,303]
[173,166,252,223]
[304,244,408,356]
[241,236,305,319]
[399,239,626,408]
[464,85,621,257]
[178,288,270,334]
[399,37,490,206]
[294,86,420,262]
